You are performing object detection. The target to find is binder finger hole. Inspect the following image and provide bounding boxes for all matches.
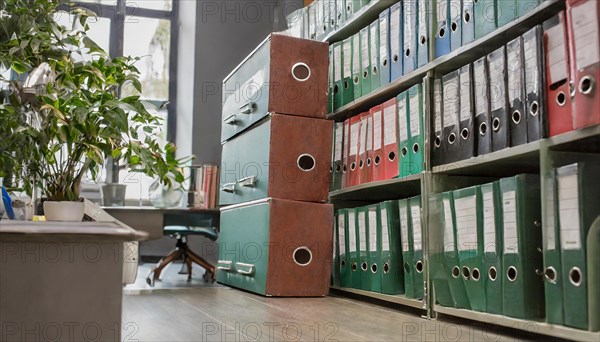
[372,66,378,75]
[334,84,339,94]
[351,262,358,271]
[383,58,388,67]
[439,27,446,38]
[507,266,518,282]
[359,159,364,168]
[353,75,360,85]
[374,155,381,165]
[479,122,488,136]
[420,35,426,46]
[363,70,368,79]
[405,48,411,57]
[383,262,390,274]
[350,162,356,171]
[404,262,411,273]
[462,266,470,280]
[329,165,333,173]
[464,11,471,23]
[393,54,399,63]
[570,81,576,98]
[361,262,368,271]
[569,267,582,287]
[448,133,457,144]
[461,128,469,140]
[367,158,372,167]
[344,80,349,89]
[388,151,396,162]
[371,263,378,274]
[492,117,501,132]
[412,143,419,154]
[556,91,566,106]
[472,268,480,281]
[579,75,595,95]
[452,266,460,278]
[293,247,312,267]
[297,154,316,172]
[451,22,458,32]
[488,266,497,281]
[343,164,348,173]
[341,259,347,268]
[291,62,311,82]
[434,136,442,148]
[544,266,556,284]
[335,164,342,173]
[511,110,522,124]
[529,101,539,116]
[415,261,424,273]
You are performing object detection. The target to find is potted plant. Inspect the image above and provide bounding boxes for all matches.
[0,0,187,221]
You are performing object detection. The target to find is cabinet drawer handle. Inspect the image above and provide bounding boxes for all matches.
[224,114,237,125]
[221,182,236,193]
[236,262,255,276]
[237,175,257,188]
[239,101,256,114]
[217,260,232,271]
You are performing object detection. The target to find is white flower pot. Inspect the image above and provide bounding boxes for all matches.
[43,201,85,222]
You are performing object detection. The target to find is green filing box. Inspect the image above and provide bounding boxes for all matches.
[474,0,497,39]
[429,192,455,307]
[352,33,362,101]
[399,198,416,298]
[480,182,503,314]
[357,205,371,291]
[348,208,361,289]
[328,45,334,113]
[342,37,355,106]
[409,196,425,299]
[333,210,342,287]
[367,203,382,293]
[496,0,516,27]
[360,27,371,95]
[333,41,344,110]
[398,91,412,177]
[407,83,424,176]
[338,209,352,288]
[380,200,405,294]
[369,20,381,91]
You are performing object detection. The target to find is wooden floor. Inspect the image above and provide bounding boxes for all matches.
[122,287,551,341]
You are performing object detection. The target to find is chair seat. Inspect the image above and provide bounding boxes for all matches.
[164,225,218,241]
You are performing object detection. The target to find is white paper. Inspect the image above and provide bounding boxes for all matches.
[343,122,350,162]
[545,177,556,251]
[572,1,600,70]
[474,61,488,115]
[370,24,379,67]
[434,80,442,132]
[348,211,356,252]
[338,213,346,255]
[411,203,422,251]
[503,191,518,254]
[361,29,370,70]
[523,33,539,96]
[380,16,389,65]
[350,121,359,156]
[507,42,523,102]
[390,7,400,56]
[455,195,478,252]
[398,97,409,142]
[443,198,455,252]
[558,172,581,250]
[443,77,459,126]
[383,105,397,145]
[410,91,421,137]
[359,211,367,252]
[353,35,361,76]
[343,39,352,79]
[546,24,568,84]
[359,117,368,154]
[369,209,378,252]
[459,67,472,121]
[482,190,496,252]
[334,122,343,161]
[373,109,383,150]
[400,205,410,252]
[334,44,342,82]
[381,208,390,252]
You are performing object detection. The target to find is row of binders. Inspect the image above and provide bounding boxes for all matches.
[431,26,545,166]
[332,197,424,299]
[330,83,425,190]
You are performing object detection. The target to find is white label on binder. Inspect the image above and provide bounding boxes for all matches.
[350,121,360,156]
[410,91,421,137]
[370,24,379,67]
[359,117,368,154]
[338,214,346,256]
[411,203,422,251]
[383,105,396,145]
[334,123,343,161]
[558,172,581,250]
[403,2,414,48]
[434,81,442,132]
[489,53,506,111]
[474,61,488,115]
[483,189,496,252]
[400,205,410,252]
[455,195,477,252]
[449,0,460,20]
[419,0,427,36]
[545,177,556,251]
[334,44,342,82]
[443,197,455,252]
[353,35,361,75]
[503,190,518,254]
[572,1,600,70]
[443,78,459,126]
[343,122,350,160]
[390,7,400,56]
[348,211,356,252]
[343,39,352,78]
[361,30,370,70]
[366,116,373,151]
[359,211,368,252]
[369,209,378,252]
[381,208,390,252]
[523,34,539,95]
[398,97,409,142]
[507,42,523,102]
[373,110,383,150]
[437,0,447,23]
[546,24,568,84]
[380,16,389,64]
[460,68,471,121]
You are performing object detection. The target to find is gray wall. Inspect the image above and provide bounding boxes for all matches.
[192,0,304,163]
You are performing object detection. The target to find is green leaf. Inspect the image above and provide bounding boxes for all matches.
[10,61,27,74]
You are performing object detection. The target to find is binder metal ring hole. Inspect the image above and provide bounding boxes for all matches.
[464,11,471,23]
[334,84,339,94]
[293,247,312,266]
[488,266,497,281]
[452,266,460,278]
[297,154,316,172]
[388,151,396,162]
[461,128,469,140]
[329,165,333,173]
[404,262,411,273]
[359,159,364,168]
[344,80,349,89]
[401,147,408,156]
[434,136,441,148]
[556,91,567,106]
[291,62,311,82]
[363,70,368,79]
[512,110,522,124]
[372,66,378,75]
[405,48,411,57]
[529,101,539,116]
[507,266,518,282]
[374,155,381,165]
[472,268,481,281]
[341,260,346,268]
[393,54,399,63]
[330,19,335,26]
[492,117,501,131]
[544,266,557,284]
[343,164,347,173]
[579,75,595,95]
[415,261,424,273]
[383,262,390,274]
[570,81,576,98]
[347,4,351,11]
[371,263,378,274]
[323,25,328,32]
[412,143,419,153]
[353,76,359,85]
[569,267,582,287]
[350,162,356,171]
[439,27,446,38]
[367,158,372,167]
[451,22,458,32]
[479,122,488,136]
[351,262,358,271]
[335,164,342,173]
[420,35,426,46]
[361,262,368,271]
[462,266,470,280]
[383,58,388,67]
[337,13,342,20]
[448,133,457,144]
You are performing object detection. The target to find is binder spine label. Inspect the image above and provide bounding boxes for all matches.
[443,79,459,126]
[338,214,346,255]
[460,68,472,121]
[343,122,350,162]
[503,190,518,254]
[374,110,383,150]
[545,177,556,251]
[380,16,389,64]
[437,0,447,26]
[507,41,523,103]
[348,211,357,252]
[483,190,496,251]
[399,97,409,141]
[390,8,401,57]
[523,34,539,96]
[381,208,390,252]
[369,209,378,252]
[371,24,379,67]
[334,45,342,82]
[404,2,415,51]
[489,54,506,111]
[434,81,442,132]
[353,35,361,76]
[366,116,373,151]
[409,92,421,136]
[418,0,428,40]
[350,121,360,156]
[360,211,368,252]
[455,195,478,251]
[411,203,422,251]
[546,25,568,84]
[334,124,343,161]
[572,1,600,70]
[343,39,352,78]
[359,118,368,154]
[400,206,410,252]
[474,61,488,116]
[558,172,581,250]
[361,30,370,71]
[443,198,455,252]
[384,105,396,145]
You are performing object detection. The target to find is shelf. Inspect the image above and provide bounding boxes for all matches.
[434,305,600,342]
[327,0,565,122]
[323,0,400,44]
[331,286,425,310]
[329,173,422,201]
[432,141,541,177]
[545,124,600,153]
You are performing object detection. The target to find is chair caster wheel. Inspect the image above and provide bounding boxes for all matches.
[146,271,156,287]
[203,271,210,282]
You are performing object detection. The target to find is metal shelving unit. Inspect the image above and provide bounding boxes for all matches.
[331,286,425,310]
[329,174,421,201]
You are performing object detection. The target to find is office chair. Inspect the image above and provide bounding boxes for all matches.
[146,212,219,286]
